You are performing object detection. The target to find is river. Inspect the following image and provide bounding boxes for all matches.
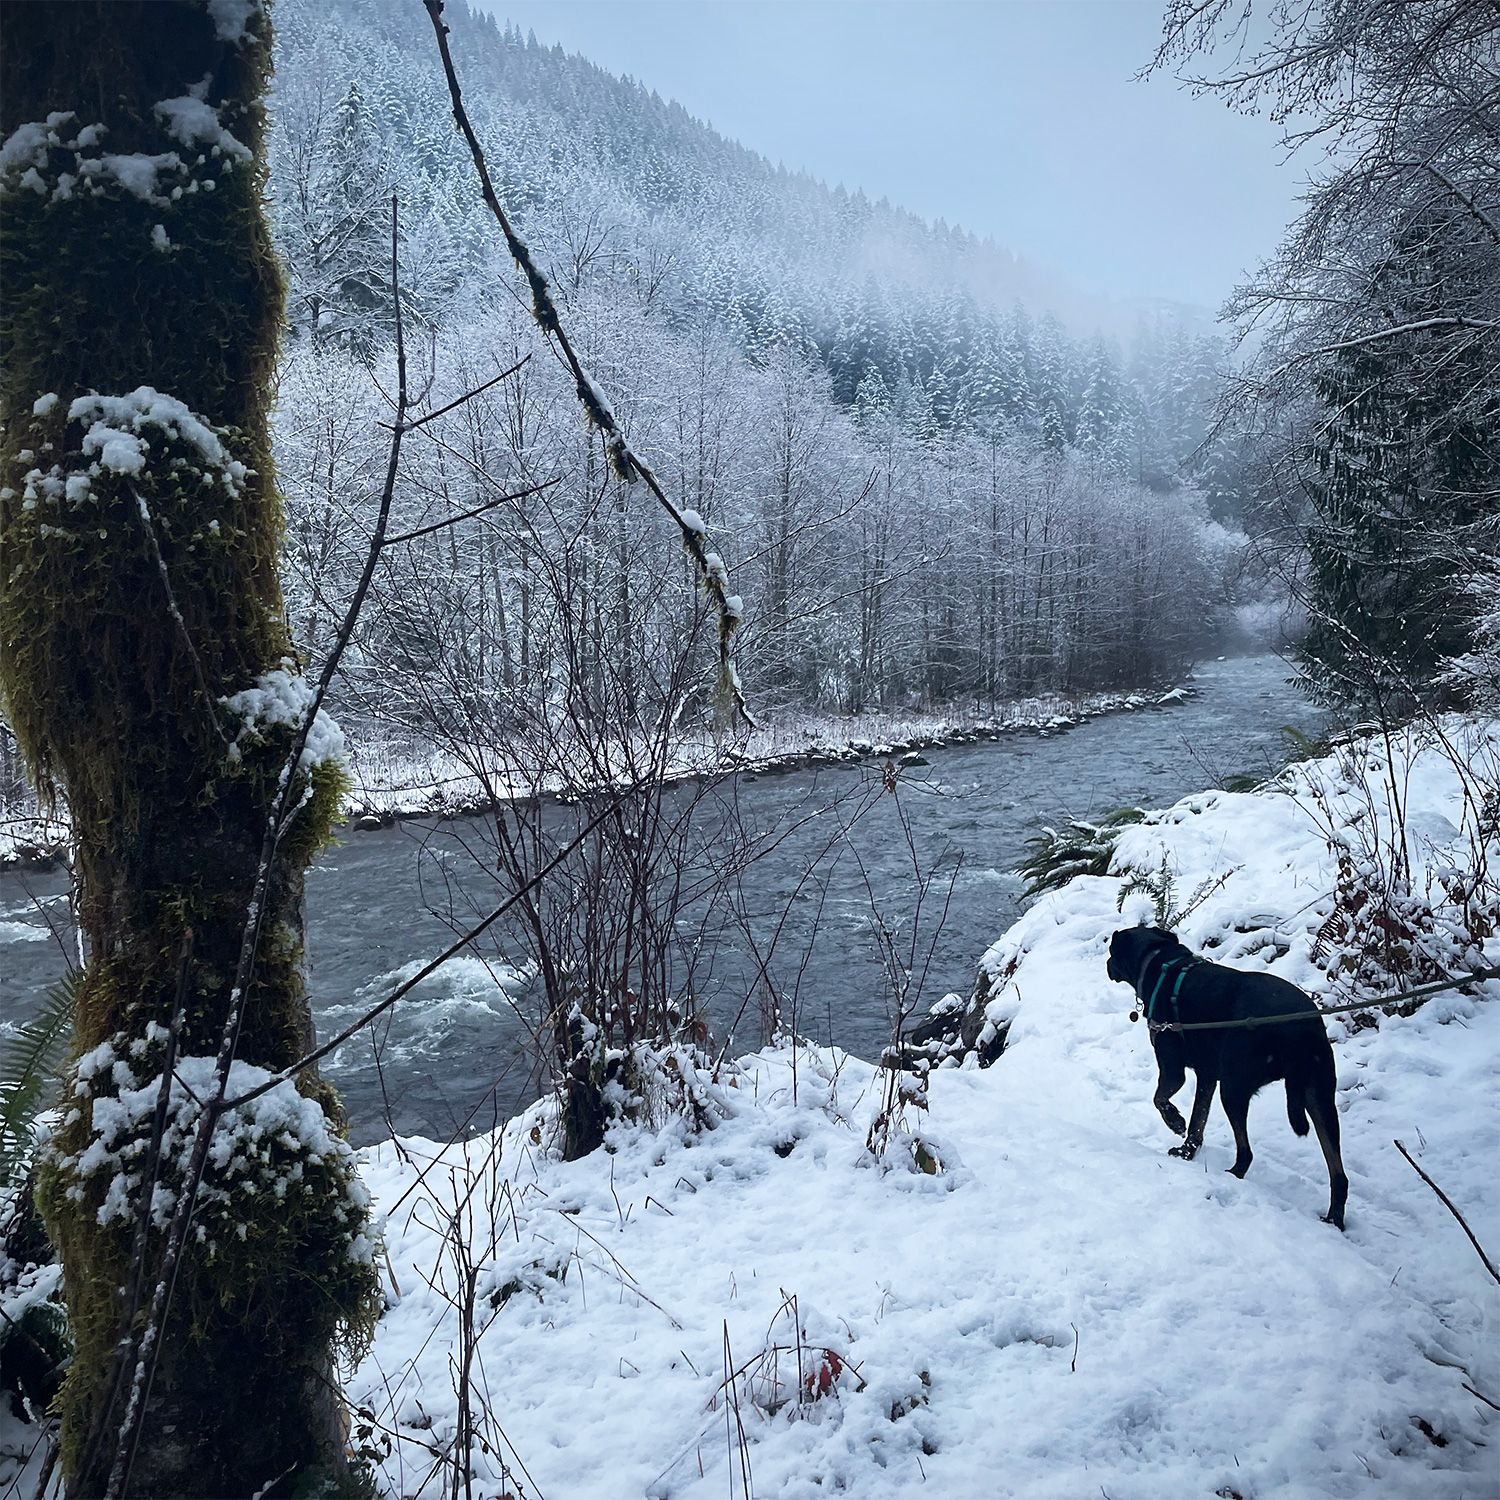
[1,655,1323,1144]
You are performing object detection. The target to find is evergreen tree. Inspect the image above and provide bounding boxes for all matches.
[1032,313,1073,452]
[1074,335,1126,471]
[276,76,392,355]
[1296,209,1497,711]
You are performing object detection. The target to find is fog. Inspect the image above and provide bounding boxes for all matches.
[481,0,1303,315]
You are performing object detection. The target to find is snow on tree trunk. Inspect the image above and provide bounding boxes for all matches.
[0,4,380,1496]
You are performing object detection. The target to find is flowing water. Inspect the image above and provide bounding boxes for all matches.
[1,655,1323,1145]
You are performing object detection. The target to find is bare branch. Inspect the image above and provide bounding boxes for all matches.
[421,0,756,730]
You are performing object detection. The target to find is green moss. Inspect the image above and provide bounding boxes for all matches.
[0,5,375,1492]
[36,1026,382,1488]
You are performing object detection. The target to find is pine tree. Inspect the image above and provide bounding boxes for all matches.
[1297,208,1497,711]
[1075,334,1127,471]
[0,5,380,1493]
[1032,313,1072,452]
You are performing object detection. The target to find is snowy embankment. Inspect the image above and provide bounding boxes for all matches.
[337,685,1184,823]
[350,723,1499,1499]
[0,686,1183,858]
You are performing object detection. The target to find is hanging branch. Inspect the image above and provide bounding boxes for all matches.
[421,0,756,731]
[221,792,628,1112]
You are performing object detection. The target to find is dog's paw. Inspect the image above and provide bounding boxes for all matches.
[1158,1104,1187,1136]
[1168,1142,1198,1161]
[1321,1211,1346,1232]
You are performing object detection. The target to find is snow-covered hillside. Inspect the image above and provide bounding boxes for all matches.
[348,724,1500,1498]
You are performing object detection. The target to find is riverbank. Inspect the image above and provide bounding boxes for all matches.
[6,700,1493,1500]
[0,679,1196,862]
[337,680,1196,827]
[2,658,1326,1146]
[338,716,1497,1498]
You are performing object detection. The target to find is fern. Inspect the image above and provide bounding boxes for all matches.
[1279,725,1331,763]
[1117,852,1177,926]
[1116,856,1242,931]
[1018,807,1144,899]
[0,968,81,1187]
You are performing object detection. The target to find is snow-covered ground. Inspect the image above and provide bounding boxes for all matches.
[349,723,1500,1499]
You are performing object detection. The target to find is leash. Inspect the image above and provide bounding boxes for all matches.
[1135,964,1500,1034]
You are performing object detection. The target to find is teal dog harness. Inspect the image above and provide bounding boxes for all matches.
[1140,954,1205,1027]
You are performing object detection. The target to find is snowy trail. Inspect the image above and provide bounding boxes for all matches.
[354,736,1499,1500]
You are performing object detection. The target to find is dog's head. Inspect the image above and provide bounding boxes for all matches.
[1106,925,1182,988]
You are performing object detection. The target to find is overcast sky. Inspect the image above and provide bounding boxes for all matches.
[478,0,1304,314]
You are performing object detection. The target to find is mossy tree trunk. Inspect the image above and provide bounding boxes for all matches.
[0,5,380,1497]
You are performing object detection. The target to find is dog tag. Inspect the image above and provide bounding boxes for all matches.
[1129,1010,1139,1023]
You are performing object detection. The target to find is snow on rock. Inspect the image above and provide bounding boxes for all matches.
[352,729,1497,1498]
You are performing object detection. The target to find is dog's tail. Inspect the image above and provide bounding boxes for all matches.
[1285,1073,1311,1137]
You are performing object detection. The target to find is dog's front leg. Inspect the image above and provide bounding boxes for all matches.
[1152,1050,1187,1136]
[1169,1071,1217,1160]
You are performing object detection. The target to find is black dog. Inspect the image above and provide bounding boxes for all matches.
[1107,925,1348,1229]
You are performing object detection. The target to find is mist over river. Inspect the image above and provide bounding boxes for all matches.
[1,656,1323,1145]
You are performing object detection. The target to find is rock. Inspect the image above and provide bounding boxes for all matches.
[354,814,383,832]
[899,751,929,768]
[903,980,1012,1069]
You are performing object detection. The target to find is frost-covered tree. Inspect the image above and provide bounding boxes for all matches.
[0,4,379,1495]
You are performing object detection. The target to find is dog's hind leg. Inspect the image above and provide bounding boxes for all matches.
[1306,1085,1349,1230]
[1169,1072,1217,1161]
[1220,1080,1254,1177]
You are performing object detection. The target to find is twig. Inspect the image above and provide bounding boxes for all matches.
[30,1431,58,1500]
[396,354,531,434]
[131,490,229,746]
[74,938,190,1484]
[222,791,626,1109]
[382,476,562,546]
[723,1322,754,1499]
[422,0,755,730]
[1263,316,1499,378]
[1394,1139,1500,1284]
[103,195,417,1500]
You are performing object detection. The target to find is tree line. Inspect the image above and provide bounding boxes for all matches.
[268,0,1243,750]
